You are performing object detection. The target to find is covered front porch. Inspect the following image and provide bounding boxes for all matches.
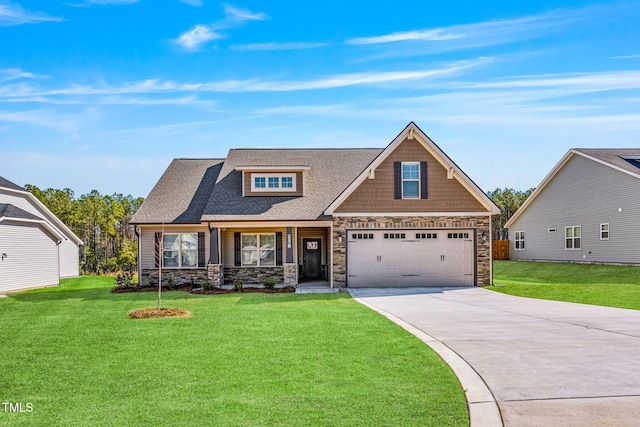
[205,221,333,289]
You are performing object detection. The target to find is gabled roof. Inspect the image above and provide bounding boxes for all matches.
[0,177,83,245]
[0,203,65,242]
[200,148,381,221]
[324,122,500,215]
[505,148,640,228]
[0,176,25,191]
[131,159,225,224]
[0,203,43,221]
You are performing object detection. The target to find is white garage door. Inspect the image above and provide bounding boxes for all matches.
[347,229,475,287]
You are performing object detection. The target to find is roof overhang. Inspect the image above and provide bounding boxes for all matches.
[235,165,311,172]
[0,186,83,245]
[324,122,500,216]
[0,216,66,242]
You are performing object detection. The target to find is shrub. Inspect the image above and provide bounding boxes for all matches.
[233,280,243,292]
[148,276,155,286]
[201,280,214,291]
[114,271,135,289]
[167,276,174,288]
[263,278,277,290]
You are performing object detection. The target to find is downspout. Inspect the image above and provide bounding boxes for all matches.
[134,225,141,285]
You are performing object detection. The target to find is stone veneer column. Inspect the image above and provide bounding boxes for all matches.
[284,264,296,287]
[207,264,223,288]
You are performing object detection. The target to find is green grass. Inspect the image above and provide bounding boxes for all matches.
[0,277,467,427]
[487,260,640,309]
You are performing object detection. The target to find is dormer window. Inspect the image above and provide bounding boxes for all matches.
[251,173,297,192]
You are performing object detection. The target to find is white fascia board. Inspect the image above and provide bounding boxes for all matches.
[206,220,333,228]
[504,150,575,229]
[573,150,640,181]
[324,122,500,215]
[0,216,66,242]
[0,187,83,245]
[332,212,493,217]
[235,166,311,171]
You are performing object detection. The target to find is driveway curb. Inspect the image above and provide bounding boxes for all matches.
[349,289,503,427]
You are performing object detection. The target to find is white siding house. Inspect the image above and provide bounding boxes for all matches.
[505,149,640,265]
[0,177,82,293]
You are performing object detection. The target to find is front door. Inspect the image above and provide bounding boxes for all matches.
[302,238,322,278]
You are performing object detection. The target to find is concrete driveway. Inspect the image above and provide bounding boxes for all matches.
[349,287,640,427]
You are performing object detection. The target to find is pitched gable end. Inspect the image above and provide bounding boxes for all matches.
[324,122,499,215]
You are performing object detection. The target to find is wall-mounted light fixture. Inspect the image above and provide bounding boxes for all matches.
[481,231,487,241]
[1,253,7,261]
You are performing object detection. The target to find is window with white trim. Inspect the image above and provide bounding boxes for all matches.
[600,223,609,240]
[251,173,296,192]
[514,231,525,250]
[241,233,275,266]
[163,233,198,268]
[565,226,581,250]
[401,162,420,199]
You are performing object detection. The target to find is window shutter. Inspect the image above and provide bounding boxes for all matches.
[197,232,205,267]
[154,232,161,268]
[234,232,241,266]
[394,161,401,199]
[276,232,283,266]
[420,161,428,199]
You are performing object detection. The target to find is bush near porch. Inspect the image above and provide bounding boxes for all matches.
[489,260,640,310]
[0,277,468,427]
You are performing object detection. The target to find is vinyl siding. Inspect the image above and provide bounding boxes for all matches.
[334,138,487,213]
[0,223,59,292]
[509,154,640,264]
[221,228,287,268]
[139,226,209,269]
[59,240,80,278]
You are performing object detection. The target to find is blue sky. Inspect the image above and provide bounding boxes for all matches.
[2,0,639,197]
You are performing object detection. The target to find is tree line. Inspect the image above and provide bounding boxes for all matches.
[487,187,535,240]
[25,185,144,275]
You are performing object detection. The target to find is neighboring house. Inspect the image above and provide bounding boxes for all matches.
[0,177,83,293]
[131,122,500,289]
[505,149,640,265]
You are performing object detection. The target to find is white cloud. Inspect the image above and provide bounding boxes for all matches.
[0,1,62,26]
[172,4,267,51]
[174,24,223,50]
[349,29,463,45]
[223,5,268,23]
[74,0,139,5]
[230,42,328,51]
[0,68,47,82]
[611,54,640,59]
[180,0,202,5]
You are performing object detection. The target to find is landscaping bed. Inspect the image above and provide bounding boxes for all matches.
[112,285,296,294]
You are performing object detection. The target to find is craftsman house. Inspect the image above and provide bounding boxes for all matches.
[131,122,500,288]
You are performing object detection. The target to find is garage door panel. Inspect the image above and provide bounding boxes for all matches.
[347,229,475,288]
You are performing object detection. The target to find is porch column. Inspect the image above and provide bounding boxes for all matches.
[284,227,296,286]
[207,227,223,287]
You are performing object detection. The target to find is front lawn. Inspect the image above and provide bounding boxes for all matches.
[0,277,467,427]
[488,260,640,310]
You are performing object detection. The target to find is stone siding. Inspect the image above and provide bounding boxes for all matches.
[332,216,493,288]
[141,268,208,287]
[207,264,223,288]
[284,264,296,286]
[223,267,284,286]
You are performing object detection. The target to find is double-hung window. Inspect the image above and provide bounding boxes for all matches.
[514,231,525,250]
[402,162,420,199]
[600,223,609,240]
[163,233,198,267]
[565,226,581,250]
[241,233,275,266]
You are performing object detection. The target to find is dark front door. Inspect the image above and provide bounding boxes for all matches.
[302,238,322,278]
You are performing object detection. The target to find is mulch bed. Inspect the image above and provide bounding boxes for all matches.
[113,285,296,294]
[128,307,191,319]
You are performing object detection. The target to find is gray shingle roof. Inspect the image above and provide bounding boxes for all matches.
[0,176,26,191]
[574,148,640,177]
[131,159,225,224]
[200,149,382,221]
[0,203,43,221]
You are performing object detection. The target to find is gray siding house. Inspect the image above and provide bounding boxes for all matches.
[131,123,500,289]
[505,149,640,265]
[0,177,82,293]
